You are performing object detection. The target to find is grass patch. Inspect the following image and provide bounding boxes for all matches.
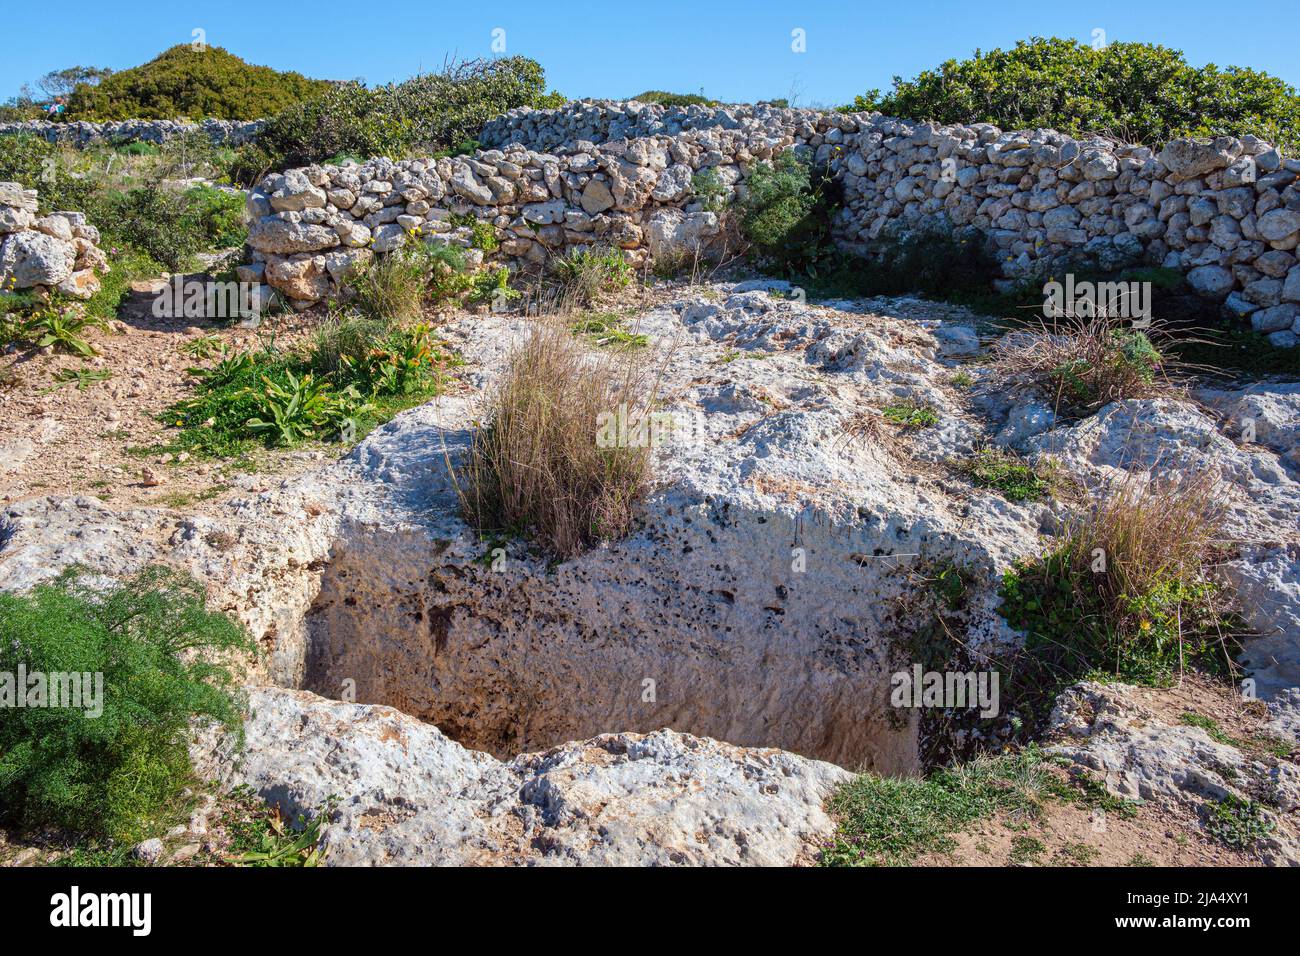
[1009,834,1047,865]
[0,567,251,843]
[550,245,634,309]
[990,317,1176,417]
[957,447,1055,503]
[821,747,1054,866]
[1179,711,1293,758]
[997,471,1239,736]
[456,320,658,559]
[1204,794,1275,848]
[882,399,940,430]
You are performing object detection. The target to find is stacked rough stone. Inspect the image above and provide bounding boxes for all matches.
[0,118,263,147]
[0,182,110,300]
[486,101,1300,346]
[242,135,766,305]
[248,100,1300,346]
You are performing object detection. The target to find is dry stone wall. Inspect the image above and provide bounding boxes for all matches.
[0,182,111,299]
[247,100,1300,344]
[0,118,262,147]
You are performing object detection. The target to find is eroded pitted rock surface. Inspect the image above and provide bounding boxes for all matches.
[1050,682,1300,865]
[223,687,849,866]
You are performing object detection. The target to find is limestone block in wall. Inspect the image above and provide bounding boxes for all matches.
[248,215,340,255]
[265,254,331,300]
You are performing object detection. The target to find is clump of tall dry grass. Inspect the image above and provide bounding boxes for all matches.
[1001,467,1239,687]
[991,316,1182,416]
[455,319,662,558]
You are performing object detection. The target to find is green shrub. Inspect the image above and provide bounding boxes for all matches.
[0,567,250,841]
[691,167,728,213]
[450,213,499,251]
[348,239,477,323]
[100,182,205,271]
[64,45,331,121]
[552,246,633,308]
[845,37,1300,150]
[740,150,836,271]
[0,135,102,215]
[233,57,563,181]
[180,185,248,249]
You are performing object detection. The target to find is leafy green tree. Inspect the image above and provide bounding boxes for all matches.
[844,37,1300,149]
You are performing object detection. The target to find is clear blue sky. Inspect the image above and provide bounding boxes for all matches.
[4,0,1297,106]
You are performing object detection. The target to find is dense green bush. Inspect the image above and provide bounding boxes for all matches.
[100,182,204,271]
[844,37,1300,149]
[736,150,999,296]
[231,57,564,183]
[0,135,101,215]
[739,150,836,271]
[179,184,248,249]
[0,567,250,841]
[64,45,331,121]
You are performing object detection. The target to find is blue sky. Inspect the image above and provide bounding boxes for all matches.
[4,0,1297,106]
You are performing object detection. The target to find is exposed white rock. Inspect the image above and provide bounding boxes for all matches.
[224,687,849,866]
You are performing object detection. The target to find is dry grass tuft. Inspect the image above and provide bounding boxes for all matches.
[456,319,662,558]
[1001,467,1240,687]
[990,316,1182,417]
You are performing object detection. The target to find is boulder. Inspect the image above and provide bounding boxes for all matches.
[0,231,76,287]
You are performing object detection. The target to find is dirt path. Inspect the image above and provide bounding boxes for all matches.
[0,276,328,512]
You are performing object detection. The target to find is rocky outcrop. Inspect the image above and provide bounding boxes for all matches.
[0,182,110,298]
[1050,682,1300,865]
[223,687,850,866]
[0,118,262,147]
[2,285,1297,864]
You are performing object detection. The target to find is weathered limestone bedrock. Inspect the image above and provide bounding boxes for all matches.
[0,289,1063,774]
[0,182,111,299]
[0,117,263,147]
[215,688,851,866]
[251,99,1300,344]
[4,285,1299,863]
